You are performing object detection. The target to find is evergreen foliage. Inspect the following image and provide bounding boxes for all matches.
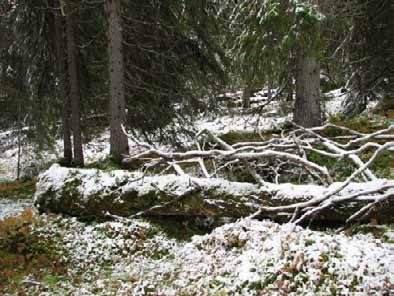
[122,0,227,135]
[0,0,58,146]
[0,0,392,154]
[223,0,323,91]
[341,0,394,117]
[0,0,227,146]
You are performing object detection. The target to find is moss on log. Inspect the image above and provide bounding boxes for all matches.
[34,164,394,224]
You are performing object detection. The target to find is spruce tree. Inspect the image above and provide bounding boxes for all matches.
[225,0,324,126]
[342,0,394,117]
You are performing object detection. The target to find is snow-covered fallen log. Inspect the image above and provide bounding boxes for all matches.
[34,164,394,224]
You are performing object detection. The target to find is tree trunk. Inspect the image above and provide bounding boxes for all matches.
[54,0,72,166]
[16,96,22,180]
[342,73,368,119]
[294,55,321,127]
[16,60,24,180]
[242,86,251,108]
[34,165,394,224]
[106,0,129,162]
[65,0,84,167]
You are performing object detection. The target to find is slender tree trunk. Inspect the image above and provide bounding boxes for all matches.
[65,0,84,166]
[106,0,129,162]
[267,79,273,101]
[16,98,22,180]
[15,59,24,180]
[54,0,72,166]
[242,86,251,109]
[294,55,321,127]
[342,73,368,118]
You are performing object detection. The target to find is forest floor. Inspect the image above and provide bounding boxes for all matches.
[0,88,393,295]
[1,211,393,295]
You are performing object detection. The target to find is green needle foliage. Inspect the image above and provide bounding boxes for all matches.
[224,0,324,91]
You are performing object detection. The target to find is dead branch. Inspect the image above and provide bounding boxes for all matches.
[121,124,394,225]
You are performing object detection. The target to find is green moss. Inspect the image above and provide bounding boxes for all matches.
[307,148,392,181]
[329,285,338,295]
[86,157,122,171]
[328,114,389,134]
[346,224,393,242]
[219,131,271,145]
[262,273,277,287]
[363,151,391,178]
[307,150,356,181]
[305,239,315,246]
[43,274,63,287]
[0,179,36,200]
[210,278,225,289]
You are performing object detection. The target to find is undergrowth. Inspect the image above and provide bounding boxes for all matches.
[309,114,393,180]
[328,114,389,134]
[0,179,36,200]
[0,209,66,294]
[85,157,122,171]
[219,131,268,145]
[345,222,394,243]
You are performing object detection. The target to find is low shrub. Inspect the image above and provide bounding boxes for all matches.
[0,209,65,293]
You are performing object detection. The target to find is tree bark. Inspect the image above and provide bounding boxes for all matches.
[54,0,72,166]
[294,55,322,127]
[65,0,84,167]
[106,0,129,162]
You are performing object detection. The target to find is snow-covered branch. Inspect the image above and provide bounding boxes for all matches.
[121,124,394,225]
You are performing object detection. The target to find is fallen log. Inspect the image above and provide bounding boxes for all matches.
[34,164,394,224]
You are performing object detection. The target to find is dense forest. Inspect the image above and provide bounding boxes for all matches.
[0,0,393,295]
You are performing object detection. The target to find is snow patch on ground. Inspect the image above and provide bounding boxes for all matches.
[0,198,33,220]
[323,88,348,116]
[196,114,289,135]
[196,89,289,135]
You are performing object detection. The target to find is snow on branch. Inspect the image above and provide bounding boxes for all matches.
[120,124,394,225]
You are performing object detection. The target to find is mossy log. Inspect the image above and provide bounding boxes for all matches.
[34,164,394,224]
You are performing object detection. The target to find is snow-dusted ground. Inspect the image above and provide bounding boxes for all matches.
[322,88,348,116]
[196,88,288,134]
[196,113,289,135]
[20,216,393,295]
[0,198,33,220]
[0,131,114,181]
[322,88,379,117]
